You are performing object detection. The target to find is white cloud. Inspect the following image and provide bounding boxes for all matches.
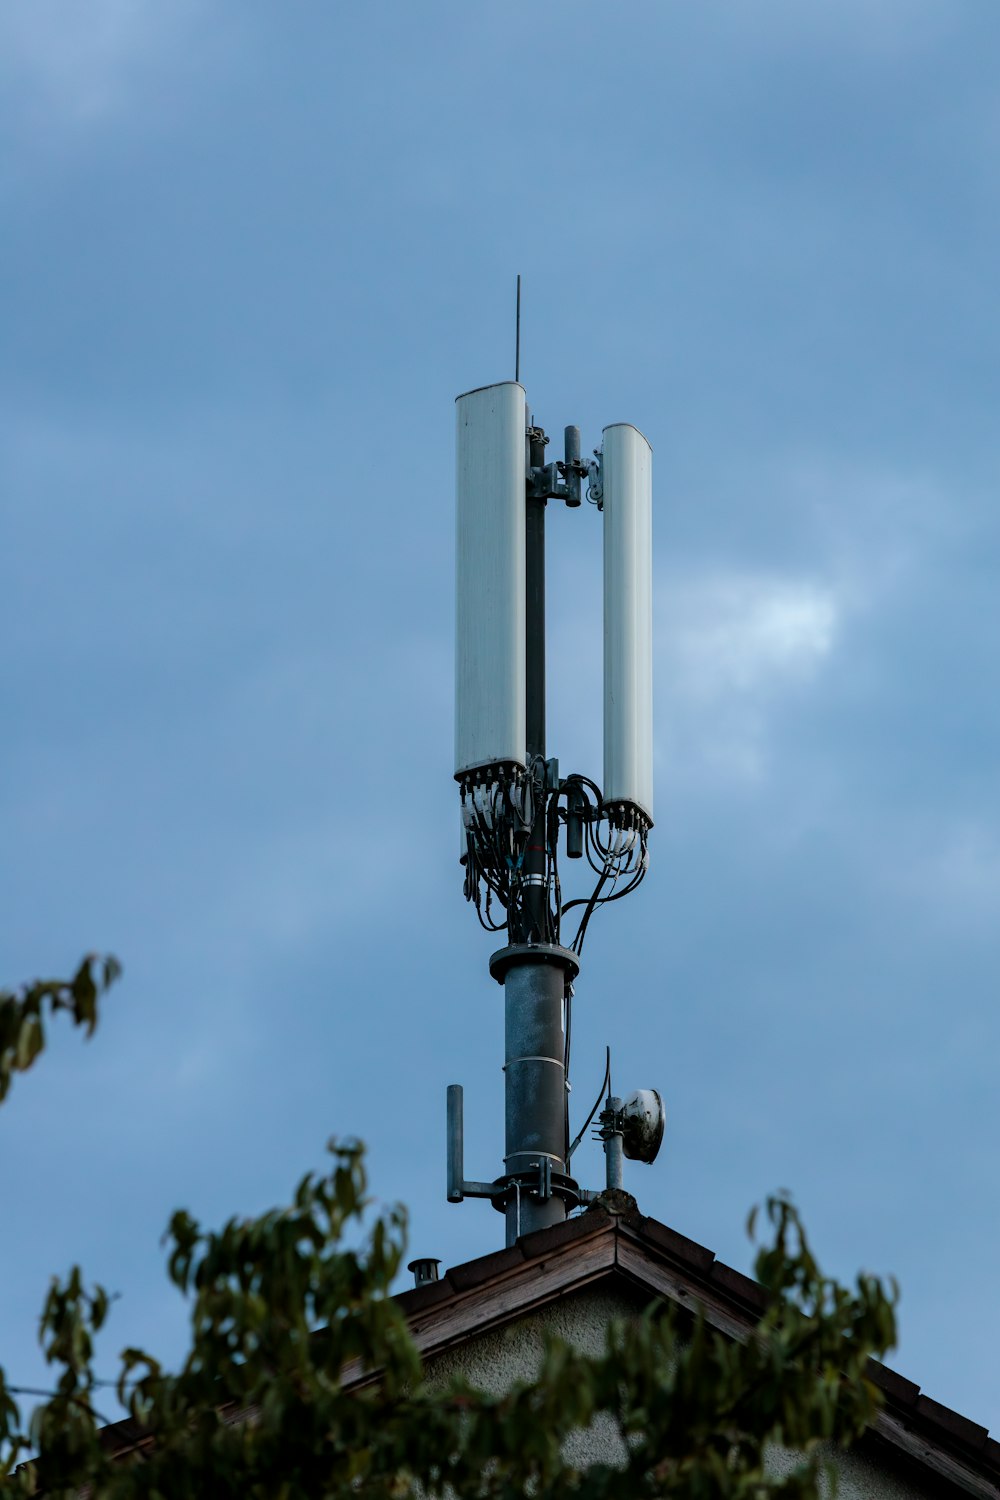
[0,0,201,127]
[549,563,845,789]
[657,571,841,783]
[776,455,956,603]
[901,824,1000,933]
[664,574,837,698]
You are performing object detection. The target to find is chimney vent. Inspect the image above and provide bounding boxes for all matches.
[407,1257,441,1288]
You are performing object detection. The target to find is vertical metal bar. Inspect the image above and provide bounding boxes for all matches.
[521,430,547,944]
[566,784,584,859]
[563,426,582,508]
[447,1084,464,1202]
[604,1096,624,1191]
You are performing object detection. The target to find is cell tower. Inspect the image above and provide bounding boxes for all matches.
[447,302,663,1246]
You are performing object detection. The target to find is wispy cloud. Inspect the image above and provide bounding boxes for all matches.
[663,573,837,697]
[899,823,1000,934]
[0,0,201,128]
[718,0,952,61]
[657,571,841,783]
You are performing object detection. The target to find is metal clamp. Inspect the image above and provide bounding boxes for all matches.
[502,1056,564,1071]
[527,425,588,508]
[587,453,603,509]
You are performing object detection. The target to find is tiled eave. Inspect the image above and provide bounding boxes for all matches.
[395,1203,1000,1500]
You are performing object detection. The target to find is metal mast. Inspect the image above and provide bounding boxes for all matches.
[449,310,658,1245]
[489,420,579,1242]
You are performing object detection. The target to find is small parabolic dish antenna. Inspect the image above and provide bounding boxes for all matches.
[621,1089,665,1164]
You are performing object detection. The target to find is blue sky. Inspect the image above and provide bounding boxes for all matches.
[3,0,1000,1432]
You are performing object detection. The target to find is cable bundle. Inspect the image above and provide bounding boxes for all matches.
[459,766,650,955]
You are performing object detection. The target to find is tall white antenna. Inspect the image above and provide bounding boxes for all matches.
[455,382,527,780]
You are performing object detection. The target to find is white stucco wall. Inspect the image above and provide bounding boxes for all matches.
[426,1286,942,1500]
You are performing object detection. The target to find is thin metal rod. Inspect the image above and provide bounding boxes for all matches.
[447,1084,464,1202]
[515,274,521,383]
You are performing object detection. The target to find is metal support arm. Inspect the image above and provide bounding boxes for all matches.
[447,1085,499,1201]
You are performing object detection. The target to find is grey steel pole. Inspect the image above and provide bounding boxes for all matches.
[504,954,564,1243]
[603,1096,624,1191]
[484,427,584,1245]
[491,944,579,1245]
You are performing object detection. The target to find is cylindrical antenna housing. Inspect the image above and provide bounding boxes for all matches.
[455,382,527,779]
[602,423,653,826]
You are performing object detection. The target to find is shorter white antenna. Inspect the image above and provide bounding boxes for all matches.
[602,423,653,826]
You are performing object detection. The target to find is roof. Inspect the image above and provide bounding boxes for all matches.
[396,1194,1000,1500]
[95,1193,1000,1497]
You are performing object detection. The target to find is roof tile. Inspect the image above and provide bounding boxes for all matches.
[630,1216,715,1275]
[708,1260,768,1312]
[519,1209,613,1259]
[914,1395,988,1451]
[394,1277,454,1315]
[447,1244,526,1292]
[866,1358,919,1406]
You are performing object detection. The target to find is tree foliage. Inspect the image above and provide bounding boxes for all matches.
[0,956,120,1103]
[0,966,898,1498]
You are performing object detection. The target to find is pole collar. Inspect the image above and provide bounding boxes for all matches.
[488,942,581,986]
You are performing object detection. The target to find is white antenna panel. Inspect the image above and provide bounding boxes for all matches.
[602,423,653,823]
[455,382,527,778]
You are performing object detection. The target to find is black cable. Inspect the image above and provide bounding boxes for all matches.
[569,866,611,954]
[568,1045,611,1160]
[462,765,650,951]
[546,789,562,946]
[563,984,572,1158]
